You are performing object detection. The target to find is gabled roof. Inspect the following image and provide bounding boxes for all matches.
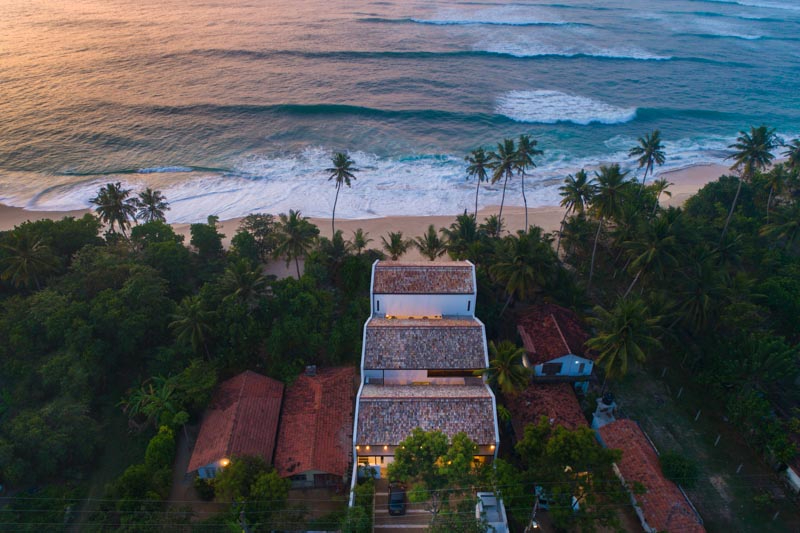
[364,317,485,369]
[507,383,588,437]
[517,304,591,366]
[188,371,283,472]
[598,420,705,533]
[274,367,356,478]
[356,384,496,446]
[372,261,474,294]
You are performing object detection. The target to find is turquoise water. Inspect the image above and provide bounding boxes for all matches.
[0,0,798,221]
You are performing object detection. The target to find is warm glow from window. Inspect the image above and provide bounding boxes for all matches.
[490,445,496,450]
[366,445,370,451]
[220,458,230,467]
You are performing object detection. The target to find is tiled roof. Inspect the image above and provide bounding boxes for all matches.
[364,318,485,369]
[517,304,592,365]
[274,367,356,478]
[507,383,588,437]
[356,385,496,445]
[598,420,705,533]
[372,261,474,294]
[188,371,283,472]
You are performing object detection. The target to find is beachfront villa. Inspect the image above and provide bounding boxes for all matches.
[351,261,499,481]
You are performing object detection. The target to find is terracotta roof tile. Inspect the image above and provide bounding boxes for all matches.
[188,371,283,472]
[517,304,592,365]
[356,384,496,445]
[365,318,485,369]
[274,367,356,478]
[373,261,474,294]
[598,420,705,533]
[507,383,588,436]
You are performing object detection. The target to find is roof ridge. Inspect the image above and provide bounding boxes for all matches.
[226,372,248,457]
[550,313,572,355]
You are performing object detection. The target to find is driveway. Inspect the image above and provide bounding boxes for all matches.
[373,478,430,532]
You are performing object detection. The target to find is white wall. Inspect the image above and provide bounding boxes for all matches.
[534,354,593,377]
[373,294,474,317]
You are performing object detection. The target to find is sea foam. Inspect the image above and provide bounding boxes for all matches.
[496,90,637,125]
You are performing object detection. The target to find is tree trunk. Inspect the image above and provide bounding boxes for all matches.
[623,269,642,298]
[720,177,744,245]
[522,171,528,233]
[497,172,509,236]
[295,256,301,279]
[588,219,603,290]
[555,211,568,256]
[652,190,662,217]
[500,293,513,316]
[332,183,340,236]
[767,185,774,222]
[475,179,481,218]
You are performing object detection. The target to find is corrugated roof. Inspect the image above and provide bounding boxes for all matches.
[517,304,592,365]
[364,318,485,369]
[356,385,496,445]
[507,383,588,437]
[598,419,705,533]
[372,261,474,294]
[274,367,356,478]
[188,371,283,472]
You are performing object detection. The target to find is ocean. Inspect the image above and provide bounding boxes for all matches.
[0,0,798,222]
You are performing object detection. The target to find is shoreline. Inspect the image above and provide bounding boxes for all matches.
[0,162,728,261]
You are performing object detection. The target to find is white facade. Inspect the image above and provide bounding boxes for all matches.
[528,353,594,378]
[373,293,475,317]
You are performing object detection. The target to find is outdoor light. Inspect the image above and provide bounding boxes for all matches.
[490,444,496,450]
[220,458,230,467]
[356,445,360,451]
[383,445,388,451]
[366,445,370,451]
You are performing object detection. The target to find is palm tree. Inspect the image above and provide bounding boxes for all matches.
[475,340,531,396]
[89,182,138,237]
[121,375,179,429]
[672,252,730,333]
[326,152,358,235]
[441,212,480,260]
[488,138,517,234]
[489,228,555,314]
[764,163,790,217]
[588,164,631,288]
[381,231,411,260]
[220,258,268,309]
[722,125,778,242]
[135,188,169,223]
[760,202,800,252]
[586,298,662,379]
[414,225,447,261]
[169,295,214,359]
[515,135,544,231]
[622,214,679,297]
[466,147,491,218]
[0,231,58,289]
[557,169,594,253]
[650,177,673,216]
[273,209,320,278]
[350,228,373,255]
[480,214,504,238]
[782,138,800,173]
[628,130,666,190]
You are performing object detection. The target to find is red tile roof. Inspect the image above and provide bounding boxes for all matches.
[598,419,705,533]
[517,304,592,366]
[188,371,283,472]
[373,261,474,294]
[274,367,356,478]
[507,383,588,437]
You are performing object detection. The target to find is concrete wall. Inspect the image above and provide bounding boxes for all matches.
[533,354,593,377]
[373,294,474,317]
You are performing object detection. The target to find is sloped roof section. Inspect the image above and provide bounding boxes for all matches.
[356,384,496,445]
[373,261,474,294]
[517,304,592,365]
[365,318,485,369]
[598,419,705,533]
[507,383,588,437]
[274,367,356,478]
[188,371,284,472]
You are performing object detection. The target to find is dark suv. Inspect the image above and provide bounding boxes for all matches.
[388,484,406,516]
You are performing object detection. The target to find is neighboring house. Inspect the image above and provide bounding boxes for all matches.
[476,491,509,533]
[506,382,589,440]
[187,371,284,479]
[274,366,356,489]
[597,419,705,533]
[352,261,499,491]
[517,304,594,392]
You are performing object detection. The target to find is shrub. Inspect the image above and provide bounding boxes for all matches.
[659,451,699,488]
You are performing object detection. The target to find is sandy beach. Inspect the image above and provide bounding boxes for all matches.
[0,163,729,262]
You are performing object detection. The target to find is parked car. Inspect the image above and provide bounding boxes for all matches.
[388,483,406,516]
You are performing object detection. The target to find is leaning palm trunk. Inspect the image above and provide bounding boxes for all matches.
[332,183,340,235]
[497,173,509,236]
[720,178,744,245]
[500,293,513,316]
[521,172,528,232]
[767,186,774,222]
[295,256,301,279]
[623,269,643,298]
[555,212,568,256]
[588,220,602,290]
[475,179,481,218]
[652,191,662,216]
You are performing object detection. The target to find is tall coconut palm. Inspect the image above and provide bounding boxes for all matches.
[628,130,666,190]
[350,228,372,255]
[466,147,491,218]
[760,202,800,252]
[515,135,544,231]
[274,209,320,278]
[414,225,448,261]
[135,188,169,223]
[586,298,662,379]
[0,231,58,289]
[475,340,531,396]
[488,138,517,234]
[169,295,214,359]
[326,152,359,235]
[622,214,679,297]
[782,138,800,173]
[722,125,778,242]
[89,182,138,237]
[490,228,555,314]
[441,212,479,260]
[650,177,673,216]
[588,164,630,289]
[764,163,790,217]
[220,258,268,310]
[557,169,594,253]
[381,231,411,260]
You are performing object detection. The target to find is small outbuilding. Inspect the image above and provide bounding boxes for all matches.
[506,382,588,440]
[187,370,284,479]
